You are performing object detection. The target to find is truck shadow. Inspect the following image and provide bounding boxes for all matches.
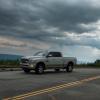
[21,70,75,75]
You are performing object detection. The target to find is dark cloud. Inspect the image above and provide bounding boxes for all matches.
[0,9,18,27]
[39,1,100,33]
[0,0,100,50]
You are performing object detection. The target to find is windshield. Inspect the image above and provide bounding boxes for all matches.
[34,51,45,56]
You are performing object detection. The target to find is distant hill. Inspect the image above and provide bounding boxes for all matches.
[0,54,22,60]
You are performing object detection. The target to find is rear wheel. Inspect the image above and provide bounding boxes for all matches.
[35,63,44,74]
[23,68,30,73]
[66,63,73,72]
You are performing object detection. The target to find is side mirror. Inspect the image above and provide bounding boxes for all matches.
[46,54,52,58]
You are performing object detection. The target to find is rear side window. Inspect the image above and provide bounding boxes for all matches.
[48,52,62,57]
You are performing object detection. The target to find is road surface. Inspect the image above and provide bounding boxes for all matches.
[0,68,100,100]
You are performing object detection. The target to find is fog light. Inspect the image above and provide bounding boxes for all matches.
[30,64,33,67]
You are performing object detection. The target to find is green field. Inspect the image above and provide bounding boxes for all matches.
[0,60,100,68]
[0,60,20,68]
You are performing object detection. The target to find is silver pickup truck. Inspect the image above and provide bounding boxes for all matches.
[20,51,77,74]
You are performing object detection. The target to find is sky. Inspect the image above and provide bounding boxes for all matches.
[0,0,100,63]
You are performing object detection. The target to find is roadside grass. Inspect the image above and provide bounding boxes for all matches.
[76,62,100,68]
[76,64,100,68]
[0,60,20,68]
[0,60,100,69]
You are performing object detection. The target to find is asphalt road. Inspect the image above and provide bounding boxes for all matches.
[0,68,100,100]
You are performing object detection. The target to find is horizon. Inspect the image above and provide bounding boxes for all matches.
[0,53,97,64]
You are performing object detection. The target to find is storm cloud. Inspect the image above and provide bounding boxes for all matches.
[0,0,100,62]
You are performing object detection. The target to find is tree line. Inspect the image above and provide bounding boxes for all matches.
[77,60,100,68]
[0,59,20,68]
[0,59,100,68]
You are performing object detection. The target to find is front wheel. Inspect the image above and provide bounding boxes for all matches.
[66,63,73,72]
[35,63,44,74]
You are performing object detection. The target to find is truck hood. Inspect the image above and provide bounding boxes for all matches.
[22,56,44,60]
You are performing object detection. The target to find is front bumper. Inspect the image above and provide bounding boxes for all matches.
[20,63,36,70]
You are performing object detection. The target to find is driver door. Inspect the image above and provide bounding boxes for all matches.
[46,52,63,68]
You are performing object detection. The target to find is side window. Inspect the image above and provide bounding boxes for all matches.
[54,52,62,57]
[48,52,62,57]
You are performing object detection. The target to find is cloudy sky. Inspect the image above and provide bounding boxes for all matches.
[0,0,100,62]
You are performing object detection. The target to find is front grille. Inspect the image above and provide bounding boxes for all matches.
[21,58,29,63]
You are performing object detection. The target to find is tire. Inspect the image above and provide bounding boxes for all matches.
[35,63,44,74]
[66,63,73,72]
[23,68,30,73]
[55,68,60,72]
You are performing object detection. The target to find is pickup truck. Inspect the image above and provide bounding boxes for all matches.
[20,51,77,74]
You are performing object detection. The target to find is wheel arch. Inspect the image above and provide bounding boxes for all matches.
[35,62,46,70]
[67,61,74,66]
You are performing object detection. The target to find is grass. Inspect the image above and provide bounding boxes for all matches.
[76,64,100,68]
[0,60,20,68]
[0,60,100,68]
